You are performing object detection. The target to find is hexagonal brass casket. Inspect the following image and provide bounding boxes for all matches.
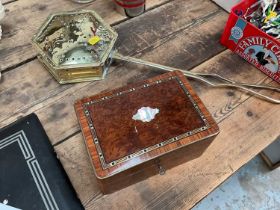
[32,10,118,84]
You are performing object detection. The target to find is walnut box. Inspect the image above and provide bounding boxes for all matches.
[75,71,219,193]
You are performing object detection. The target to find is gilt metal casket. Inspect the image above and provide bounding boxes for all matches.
[32,10,118,84]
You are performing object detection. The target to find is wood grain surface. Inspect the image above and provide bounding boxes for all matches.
[1,0,279,209]
[75,71,219,179]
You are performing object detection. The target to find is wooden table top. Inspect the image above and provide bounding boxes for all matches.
[0,0,279,209]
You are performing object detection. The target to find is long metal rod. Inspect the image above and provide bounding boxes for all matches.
[194,72,280,92]
[113,52,280,104]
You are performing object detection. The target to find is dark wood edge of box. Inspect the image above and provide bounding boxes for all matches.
[74,70,220,179]
[260,152,280,170]
[97,134,217,194]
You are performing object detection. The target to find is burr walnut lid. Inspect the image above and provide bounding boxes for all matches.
[75,71,219,179]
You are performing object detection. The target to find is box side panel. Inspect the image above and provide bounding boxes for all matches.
[98,135,215,194]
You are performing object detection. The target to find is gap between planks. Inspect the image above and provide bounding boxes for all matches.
[1,56,37,74]
[2,0,18,5]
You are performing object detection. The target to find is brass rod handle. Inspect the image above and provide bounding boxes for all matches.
[113,52,280,104]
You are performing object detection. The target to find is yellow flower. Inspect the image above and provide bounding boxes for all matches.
[264,11,277,23]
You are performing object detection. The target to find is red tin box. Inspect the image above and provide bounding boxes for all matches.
[221,0,280,83]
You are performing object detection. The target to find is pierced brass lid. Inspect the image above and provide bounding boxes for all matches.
[32,10,118,84]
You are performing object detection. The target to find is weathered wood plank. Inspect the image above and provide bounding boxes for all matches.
[0,0,171,71]
[0,0,225,144]
[55,133,99,207]
[188,50,276,123]
[54,79,280,209]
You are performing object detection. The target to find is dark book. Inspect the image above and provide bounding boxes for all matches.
[0,114,84,210]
